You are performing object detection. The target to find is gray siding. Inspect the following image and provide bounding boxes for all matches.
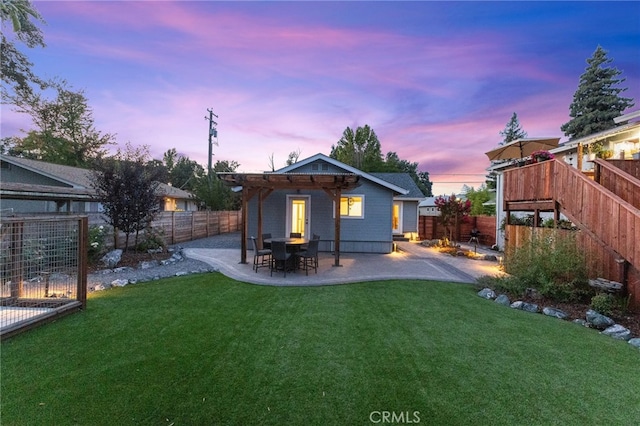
[246,174,395,253]
[401,200,419,233]
[1,162,72,187]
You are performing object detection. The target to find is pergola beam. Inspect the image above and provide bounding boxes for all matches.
[219,172,360,266]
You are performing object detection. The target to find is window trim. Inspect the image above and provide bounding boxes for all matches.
[333,194,365,219]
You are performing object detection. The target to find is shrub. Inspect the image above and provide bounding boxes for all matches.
[590,293,615,316]
[88,225,108,265]
[135,227,166,252]
[504,230,590,302]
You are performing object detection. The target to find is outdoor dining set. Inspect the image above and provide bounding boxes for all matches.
[250,233,320,277]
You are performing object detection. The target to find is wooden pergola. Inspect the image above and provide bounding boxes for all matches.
[218,172,361,266]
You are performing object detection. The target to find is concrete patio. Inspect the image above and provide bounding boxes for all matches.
[182,238,503,287]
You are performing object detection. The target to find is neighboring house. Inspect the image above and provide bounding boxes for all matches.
[0,155,197,215]
[487,113,640,248]
[418,197,439,216]
[220,153,410,256]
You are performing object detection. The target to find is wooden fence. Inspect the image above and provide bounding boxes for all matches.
[503,159,640,307]
[87,210,242,248]
[418,215,496,247]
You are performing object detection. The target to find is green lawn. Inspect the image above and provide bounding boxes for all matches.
[2,274,639,425]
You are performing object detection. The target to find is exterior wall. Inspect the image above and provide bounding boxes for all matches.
[1,161,72,187]
[401,200,419,233]
[247,170,395,253]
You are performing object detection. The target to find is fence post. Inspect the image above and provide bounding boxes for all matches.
[9,221,24,298]
[77,217,88,308]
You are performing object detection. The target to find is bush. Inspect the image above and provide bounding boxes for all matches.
[88,225,108,265]
[590,293,615,316]
[476,274,528,297]
[503,230,591,302]
[135,227,166,252]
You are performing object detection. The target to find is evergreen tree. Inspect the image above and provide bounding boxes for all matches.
[499,112,527,145]
[561,46,634,139]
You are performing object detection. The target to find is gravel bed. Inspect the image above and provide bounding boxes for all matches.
[87,233,242,291]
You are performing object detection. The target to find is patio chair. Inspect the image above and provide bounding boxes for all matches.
[270,240,295,277]
[262,233,272,250]
[251,236,271,273]
[296,237,319,275]
[289,232,302,238]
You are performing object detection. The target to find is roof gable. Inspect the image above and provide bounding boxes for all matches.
[1,155,94,188]
[277,153,409,195]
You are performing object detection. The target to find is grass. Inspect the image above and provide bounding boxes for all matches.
[2,274,639,425]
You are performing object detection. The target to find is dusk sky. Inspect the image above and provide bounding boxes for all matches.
[3,1,639,195]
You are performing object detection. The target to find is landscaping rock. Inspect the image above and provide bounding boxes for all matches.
[601,324,632,341]
[586,309,615,330]
[573,319,588,327]
[477,288,496,299]
[494,294,510,306]
[111,279,129,287]
[543,307,569,320]
[628,338,640,349]
[483,254,498,262]
[139,260,160,269]
[510,301,539,313]
[101,249,122,268]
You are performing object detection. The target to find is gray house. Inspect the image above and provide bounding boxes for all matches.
[0,154,198,215]
[220,153,424,263]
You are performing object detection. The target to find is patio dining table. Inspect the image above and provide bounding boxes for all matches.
[264,237,308,252]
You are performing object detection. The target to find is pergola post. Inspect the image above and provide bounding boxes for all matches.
[333,188,342,267]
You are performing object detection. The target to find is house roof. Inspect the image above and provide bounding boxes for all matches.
[370,172,425,199]
[276,153,409,195]
[0,154,194,199]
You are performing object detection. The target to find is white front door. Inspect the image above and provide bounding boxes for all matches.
[287,195,310,237]
[392,201,402,234]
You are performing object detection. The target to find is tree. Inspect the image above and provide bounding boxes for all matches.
[561,46,634,139]
[91,144,162,251]
[1,0,47,99]
[196,159,241,211]
[382,151,433,197]
[434,194,471,243]
[330,125,384,172]
[5,80,115,166]
[286,148,301,166]
[499,112,527,145]
[160,149,205,192]
[465,185,495,216]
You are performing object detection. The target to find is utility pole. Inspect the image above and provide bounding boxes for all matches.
[206,108,218,176]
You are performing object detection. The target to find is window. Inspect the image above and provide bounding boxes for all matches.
[337,195,364,218]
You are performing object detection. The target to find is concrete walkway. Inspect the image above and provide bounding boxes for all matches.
[182,238,503,287]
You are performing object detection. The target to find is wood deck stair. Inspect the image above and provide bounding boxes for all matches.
[503,159,640,304]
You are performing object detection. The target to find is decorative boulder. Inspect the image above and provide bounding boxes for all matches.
[483,254,498,262]
[543,307,569,320]
[111,278,129,287]
[573,319,588,327]
[628,338,640,349]
[601,324,632,341]
[585,309,615,330]
[477,288,496,299]
[510,301,539,313]
[101,249,123,268]
[494,294,510,306]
